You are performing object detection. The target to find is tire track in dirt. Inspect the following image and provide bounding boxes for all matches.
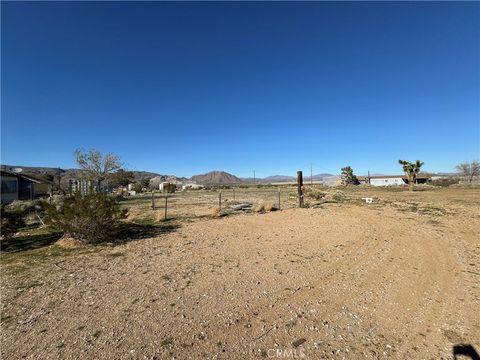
[2,205,478,359]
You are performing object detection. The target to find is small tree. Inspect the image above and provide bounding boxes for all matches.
[109,169,135,188]
[341,166,359,185]
[74,149,122,185]
[398,160,424,191]
[456,160,480,183]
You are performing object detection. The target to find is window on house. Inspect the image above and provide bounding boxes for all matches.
[1,179,17,194]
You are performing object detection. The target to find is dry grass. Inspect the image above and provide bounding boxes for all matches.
[253,204,265,213]
[211,207,222,218]
[154,210,166,222]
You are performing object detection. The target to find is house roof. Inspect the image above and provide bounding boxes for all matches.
[1,170,53,184]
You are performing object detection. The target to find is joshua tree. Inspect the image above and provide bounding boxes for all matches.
[455,160,480,183]
[341,166,359,185]
[398,160,424,191]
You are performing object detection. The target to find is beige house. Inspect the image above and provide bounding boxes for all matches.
[1,170,52,204]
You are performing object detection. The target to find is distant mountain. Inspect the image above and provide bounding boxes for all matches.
[239,173,334,183]
[240,175,295,183]
[0,164,339,187]
[261,175,296,182]
[311,173,334,181]
[191,171,243,184]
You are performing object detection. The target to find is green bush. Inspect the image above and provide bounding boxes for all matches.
[44,193,127,244]
[1,204,26,238]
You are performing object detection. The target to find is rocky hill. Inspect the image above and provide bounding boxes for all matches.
[1,164,336,187]
[190,171,243,184]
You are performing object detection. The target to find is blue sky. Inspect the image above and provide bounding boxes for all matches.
[1,2,479,177]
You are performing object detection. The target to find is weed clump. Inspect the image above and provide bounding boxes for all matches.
[253,204,266,213]
[1,205,25,238]
[211,208,222,218]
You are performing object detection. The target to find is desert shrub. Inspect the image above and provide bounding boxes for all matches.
[0,204,25,238]
[253,204,266,213]
[431,177,460,187]
[114,194,126,202]
[6,200,40,213]
[44,193,127,244]
[161,183,176,193]
[3,200,46,230]
[304,188,326,201]
[326,190,347,202]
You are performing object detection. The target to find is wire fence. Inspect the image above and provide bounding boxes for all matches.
[121,186,300,222]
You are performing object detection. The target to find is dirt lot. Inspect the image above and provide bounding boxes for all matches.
[1,187,479,359]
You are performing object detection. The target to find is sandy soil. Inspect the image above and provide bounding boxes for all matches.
[1,201,479,359]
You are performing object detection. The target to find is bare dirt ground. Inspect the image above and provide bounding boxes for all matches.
[1,187,479,359]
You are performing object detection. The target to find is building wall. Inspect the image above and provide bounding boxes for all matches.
[370,177,406,186]
[1,176,19,203]
[33,183,52,197]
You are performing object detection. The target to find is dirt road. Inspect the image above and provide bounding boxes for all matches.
[2,204,479,359]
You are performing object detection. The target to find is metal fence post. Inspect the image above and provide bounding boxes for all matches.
[164,194,168,220]
[219,192,222,212]
[278,189,281,210]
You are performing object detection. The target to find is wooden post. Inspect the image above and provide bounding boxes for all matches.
[297,171,304,208]
[278,189,281,210]
[164,194,168,220]
[233,189,235,201]
[151,191,155,209]
[219,192,222,212]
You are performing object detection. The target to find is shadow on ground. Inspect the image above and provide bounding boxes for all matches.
[0,231,63,253]
[1,221,180,253]
[453,344,480,360]
[116,221,180,244]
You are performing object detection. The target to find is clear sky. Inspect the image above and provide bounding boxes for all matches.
[1,2,479,177]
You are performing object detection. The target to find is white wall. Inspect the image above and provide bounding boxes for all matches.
[370,178,405,186]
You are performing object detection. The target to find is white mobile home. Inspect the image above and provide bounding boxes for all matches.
[357,175,430,186]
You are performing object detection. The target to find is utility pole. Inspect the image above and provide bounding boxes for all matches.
[253,170,256,184]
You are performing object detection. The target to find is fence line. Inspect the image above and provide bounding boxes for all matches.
[127,187,298,221]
